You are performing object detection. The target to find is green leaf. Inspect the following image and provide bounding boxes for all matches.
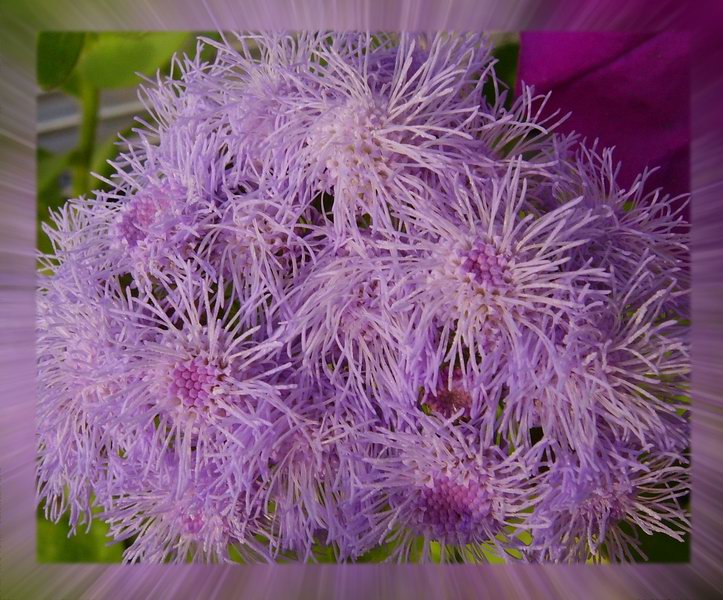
[311,543,338,563]
[637,530,690,563]
[37,32,85,90]
[614,520,690,563]
[37,513,123,563]
[493,42,520,95]
[196,31,225,66]
[483,40,520,109]
[90,135,122,185]
[357,542,396,562]
[60,69,82,97]
[76,32,190,89]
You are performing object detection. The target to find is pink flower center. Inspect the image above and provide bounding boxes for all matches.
[168,357,223,411]
[411,474,495,541]
[117,189,174,248]
[459,239,512,291]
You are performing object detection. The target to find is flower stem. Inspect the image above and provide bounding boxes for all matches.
[72,81,99,196]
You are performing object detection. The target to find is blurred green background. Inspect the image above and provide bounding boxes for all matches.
[36,31,687,564]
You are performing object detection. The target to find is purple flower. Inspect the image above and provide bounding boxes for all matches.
[101,453,272,563]
[288,234,414,419]
[111,179,210,278]
[339,416,545,562]
[529,437,689,563]
[37,263,139,532]
[386,163,608,420]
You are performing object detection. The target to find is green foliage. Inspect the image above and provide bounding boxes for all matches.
[493,41,520,96]
[90,124,133,183]
[482,39,520,109]
[37,508,124,563]
[356,542,396,563]
[37,30,196,262]
[37,32,85,90]
[615,519,690,563]
[637,530,690,563]
[76,32,189,89]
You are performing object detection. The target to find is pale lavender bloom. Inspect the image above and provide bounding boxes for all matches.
[109,178,214,280]
[543,143,690,316]
[386,163,608,418]
[102,452,272,563]
[196,182,317,327]
[529,437,689,563]
[107,267,299,487]
[287,233,414,419]
[512,252,690,461]
[261,406,353,561]
[36,262,143,532]
[199,33,328,172]
[299,33,493,233]
[339,416,545,562]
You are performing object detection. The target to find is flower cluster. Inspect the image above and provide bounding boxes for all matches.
[37,32,689,563]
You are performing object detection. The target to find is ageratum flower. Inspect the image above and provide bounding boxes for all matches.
[101,451,273,563]
[387,163,608,419]
[529,435,690,563]
[339,416,546,562]
[37,31,689,563]
[261,408,354,560]
[37,265,134,532]
[288,232,414,419]
[198,182,316,327]
[541,142,690,317]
